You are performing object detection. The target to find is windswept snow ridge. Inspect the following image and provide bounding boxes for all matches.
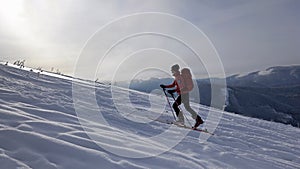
[0,63,299,169]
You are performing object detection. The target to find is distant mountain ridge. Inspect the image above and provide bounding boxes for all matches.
[120,65,300,127]
[227,65,300,87]
[225,65,300,127]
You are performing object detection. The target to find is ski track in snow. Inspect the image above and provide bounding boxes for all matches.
[0,63,300,169]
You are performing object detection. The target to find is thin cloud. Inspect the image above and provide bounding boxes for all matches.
[0,0,299,79]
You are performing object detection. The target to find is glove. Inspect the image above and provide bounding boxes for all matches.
[160,84,166,89]
[167,89,176,95]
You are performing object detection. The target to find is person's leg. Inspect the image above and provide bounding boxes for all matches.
[172,95,181,116]
[181,93,198,119]
[182,93,203,128]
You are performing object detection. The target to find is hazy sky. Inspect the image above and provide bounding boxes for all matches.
[0,0,299,80]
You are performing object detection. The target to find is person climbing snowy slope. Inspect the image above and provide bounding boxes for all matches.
[160,64,204,129]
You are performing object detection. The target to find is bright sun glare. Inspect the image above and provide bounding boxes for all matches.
[0,0,35,41]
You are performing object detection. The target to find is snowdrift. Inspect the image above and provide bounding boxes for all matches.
[0,63,299,169]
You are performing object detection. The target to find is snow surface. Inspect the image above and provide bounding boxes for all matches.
[0,63,300,169]
[258,69,273,76]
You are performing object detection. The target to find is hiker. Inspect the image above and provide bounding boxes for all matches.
[160,64,204,129]
[19,60,25,68]
[13,60,20,65]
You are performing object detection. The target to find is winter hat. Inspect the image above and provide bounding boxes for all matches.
[171,64,180,71]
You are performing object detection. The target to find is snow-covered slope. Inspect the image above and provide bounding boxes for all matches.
[0,63,300,169]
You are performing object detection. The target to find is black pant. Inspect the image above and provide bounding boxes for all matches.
[172,93,198,119]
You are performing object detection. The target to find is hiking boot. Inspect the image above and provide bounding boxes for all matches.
[173,120,185,126]
[175,111,185,125]
[193,115,203,129]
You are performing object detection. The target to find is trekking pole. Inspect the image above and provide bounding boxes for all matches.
[162,89,177,121]
[170,94,193,127]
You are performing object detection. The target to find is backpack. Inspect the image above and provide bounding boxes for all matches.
[181,68,194,92]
